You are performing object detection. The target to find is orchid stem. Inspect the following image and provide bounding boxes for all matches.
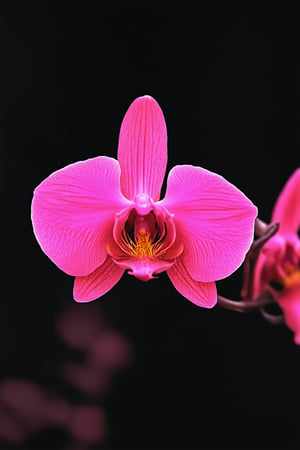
[217,292,274,313]
[260,308,285,325]
[253,221,280,250]
[254,218,269,237]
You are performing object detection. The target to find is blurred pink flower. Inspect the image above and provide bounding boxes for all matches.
[32,95,257,307]
[59,361,112,396]
[0,379,47,444]
[55,303,133,396]
[250,169,300,343]
[277,284,300,344]
[0,378,107,446]
[68,405,106,444]
[87,330,133,371]
[55,303,105,351]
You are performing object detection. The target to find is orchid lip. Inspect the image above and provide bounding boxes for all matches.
[112,256,176,282]
[109,203,183,281]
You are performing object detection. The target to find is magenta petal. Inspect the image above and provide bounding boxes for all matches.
[32,156,129,276]
[161,165,257,282]
[277,284,300,345]
[167,256,217,308]
[117,96,168,201]
[272,168,300,234]
[74,256,124,302]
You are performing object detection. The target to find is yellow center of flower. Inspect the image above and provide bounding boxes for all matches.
[283,269,300,288]
[130,232,155,257]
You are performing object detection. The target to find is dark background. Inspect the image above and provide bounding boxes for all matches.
[2,0,299,448]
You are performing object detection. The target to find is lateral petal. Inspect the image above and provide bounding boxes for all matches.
[277,284,300,345]
[73,256,124,302]
[161,165,257,282]
[32,156,130,276]
[272,168,300,234]
[117,95,168,201]
[167,256,217,308]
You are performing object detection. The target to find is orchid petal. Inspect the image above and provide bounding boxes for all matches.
[277,284,300,345]
[117,96,167,201]
[161,165,257,282]
[74,256,124,302]
[167,256,217,308]
[32,156,130,276]
[272,168,300,234]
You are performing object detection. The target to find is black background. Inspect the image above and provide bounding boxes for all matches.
[2,1,299,449]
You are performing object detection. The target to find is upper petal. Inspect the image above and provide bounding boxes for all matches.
[272,168,300,234]
[31,156,130,276]
[117,95,168,201]
[160,165,257,282]
[167,256,217,308]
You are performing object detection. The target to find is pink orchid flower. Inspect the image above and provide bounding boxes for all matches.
[31,95,257,307]
[251,169,300,343]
